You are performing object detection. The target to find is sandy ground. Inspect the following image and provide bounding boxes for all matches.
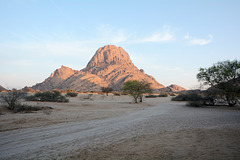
[0,94,240,160]
[0,94,156,132]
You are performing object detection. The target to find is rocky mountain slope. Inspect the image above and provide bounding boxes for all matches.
[33,65,79,91]
[0,85,6,91]
[32,45,166,91]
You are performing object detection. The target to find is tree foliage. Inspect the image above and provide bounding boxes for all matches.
[197,60,240,86]
[197,60,240,106]
[65,91,78,97]
[122,80,152,103]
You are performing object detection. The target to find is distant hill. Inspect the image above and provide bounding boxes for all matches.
[32,45,165,91]
[156,84,187,93]
[167,84,187,92]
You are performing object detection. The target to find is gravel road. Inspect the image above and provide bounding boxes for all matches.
[1,99,240,160]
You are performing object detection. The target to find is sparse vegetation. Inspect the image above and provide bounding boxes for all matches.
[145,95,158,98]
[25,90,69,102]
[83,94,94,100]
[65,92,78,97]
[186,101,204,107]
[113,93,121,96]
[0,89,26,111]
[158,93,168,97]
[145,93,168,98]
[12,104,52,113]
[171,91,204,107]
[0,89,54,113]
[101,87,113,96]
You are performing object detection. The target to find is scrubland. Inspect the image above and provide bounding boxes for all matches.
[0,94,240,160]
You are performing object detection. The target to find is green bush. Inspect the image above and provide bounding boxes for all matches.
[25,95,38,101]
[203,96,216,106]
[172,92,205,107]
[158,94,168,97]
[145,95,158,98]
[25,90,69,102]
[65,92,78,97]
[114,93,121,96]
[171,94,187,101]
[187,101,204,107]
[171,92,203,101]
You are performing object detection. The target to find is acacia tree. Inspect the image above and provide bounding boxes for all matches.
[122,80,152,103]
[197,60,240,106]
[139,81,152,102]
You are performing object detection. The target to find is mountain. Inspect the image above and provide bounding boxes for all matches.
[33,65,79,91]
[166,84,187,92]
[0,85,6,91]
[32,45,165,91]
[156,84,187,93]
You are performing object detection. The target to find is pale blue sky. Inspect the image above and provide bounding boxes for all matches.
[0,0,240,89]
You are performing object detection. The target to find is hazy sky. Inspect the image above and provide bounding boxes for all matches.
[0,0,240,89]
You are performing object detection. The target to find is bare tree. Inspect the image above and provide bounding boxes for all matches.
[0,89,25,110]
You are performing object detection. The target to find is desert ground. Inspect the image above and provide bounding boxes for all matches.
[0,94,240,160]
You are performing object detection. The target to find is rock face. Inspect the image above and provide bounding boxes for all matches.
[86,45,134,68]
[32,45,165,91]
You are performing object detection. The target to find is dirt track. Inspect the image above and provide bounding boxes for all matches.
[1,97,240,159]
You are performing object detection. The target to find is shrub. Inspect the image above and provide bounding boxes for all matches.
[113,93,121,96]
[145,94,168,98]
[25,90,69,102]
[172,92,206,107]
[25,95,38,101]
[101,87,113,96]
[171,94,187,101]
[158,93,168,97]
[12,104,52,113]
[145,95,158,98]
[66,92,78,97]
[187,101,204,107]
[171,92,203,101]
